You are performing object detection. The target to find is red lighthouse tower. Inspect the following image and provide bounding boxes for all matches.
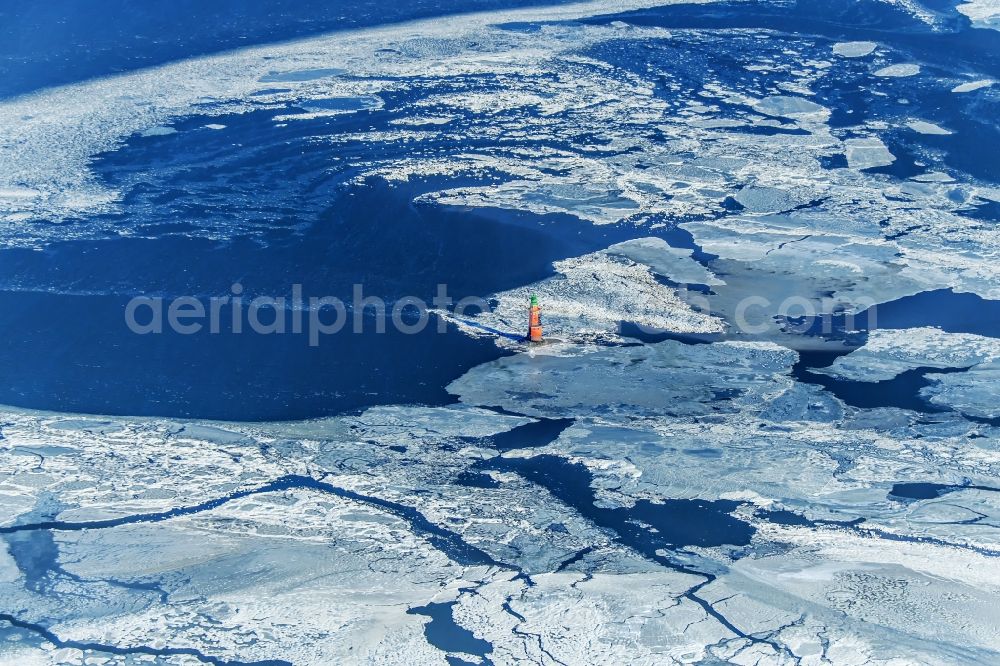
[528,294,543,343]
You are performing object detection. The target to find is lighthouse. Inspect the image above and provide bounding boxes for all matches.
[528,294,543,343]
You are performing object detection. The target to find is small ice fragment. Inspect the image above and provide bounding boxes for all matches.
[951,79,993,92]
[258,68,345,82]
[832,41,877,57]
[874,63,921,77]
[140,126,177,137]
[911,171,955,182]
[752,95,830,121]
[688,118,746,128]
[906,120,953,135]
[302,96,382,113]
[388,115,455,126]
[203,123,227,130]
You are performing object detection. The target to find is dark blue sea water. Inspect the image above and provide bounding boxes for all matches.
[407,602,493,661]
[0,89,698,420]
[0,177,662,419]
[889,481,1000,500]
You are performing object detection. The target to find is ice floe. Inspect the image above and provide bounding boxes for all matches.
[732,185,804,213]
[873,63,921,77]
[921,359,1000,418]
[843,136,896,169]
[138,126,177,137]
[444,246,724,343]
[682,213,916,313]
[811,327,1000,382]
[447,339,797,419]
[832,41,878,57]
[951,78,994,92]
[907,119,953,135]
[911,171,955,182]
[752,95,831,122]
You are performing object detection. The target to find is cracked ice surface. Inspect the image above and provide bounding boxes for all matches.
[2,0,1000,663]
[447,339,797,419]
[3,326,1000,664]
[445,341,1000,659]
[3,332,1000,664]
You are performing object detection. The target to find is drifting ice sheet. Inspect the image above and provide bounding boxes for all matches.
[907,120,953,135]
[832,41,878,57]
[952,79,994,92]
[844,137,896,169]
[811,327,1000,382]
[873,63,921,77]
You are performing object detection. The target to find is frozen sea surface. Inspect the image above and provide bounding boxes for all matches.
[1,0,1000,663]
